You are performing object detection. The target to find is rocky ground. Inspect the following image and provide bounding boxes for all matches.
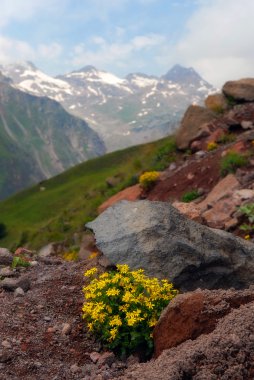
[0,254,130,380]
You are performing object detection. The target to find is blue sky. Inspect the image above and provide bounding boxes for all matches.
[0,0,253,86]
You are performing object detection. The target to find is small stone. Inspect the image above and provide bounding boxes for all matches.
[195,150,206,158]
[0,277,30,292]
[90,351,101,363]
[168,162,177,171]
[2,340,11,349]
[30,261,39,267]
[0,248,13,266]
[62,323,71,335]
[70,363,80,373]
[44,316,51,322]
[0,350,12,363]
[98,352,115,367]
[47,327,56,333]
[0,267,15,277]
[14,287,25,297]
[241,120,253,129]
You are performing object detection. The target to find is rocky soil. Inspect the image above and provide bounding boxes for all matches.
[0,255,129,380]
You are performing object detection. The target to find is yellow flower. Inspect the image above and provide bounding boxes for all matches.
[88,252,99,259]
[109,315,122,327]
[106,288,120,297]
[207,141,218,151]
[116,264,129,274]
[245,234,250,240]
[84,267,97,277]
[109,328,118,341]
[122,291,133,303]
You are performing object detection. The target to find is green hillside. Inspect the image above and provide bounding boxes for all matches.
[0,136,176,250]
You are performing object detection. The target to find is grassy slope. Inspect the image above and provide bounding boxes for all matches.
[0,136,176,250]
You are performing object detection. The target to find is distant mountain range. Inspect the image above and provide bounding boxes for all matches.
[0,72,105,200]
[1,62,216,152]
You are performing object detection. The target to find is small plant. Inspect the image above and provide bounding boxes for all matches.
[239,203,254,234]
[11,256,31,269]
[220,151,248,176]
[139,171,159,191]
[181,189,200,203]
[82,265,178,358]
[217,133,236,144]
[63,251,79,261]
[207,141,218,151]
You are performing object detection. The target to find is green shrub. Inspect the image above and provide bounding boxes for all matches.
[82,265,178,358]
[181,189,200,203]
[11,256,31,269]
[152,139,177,170]
[217,133,236,144]
[139,171,159,191]
[239,203,254,234]
[220,151,248,176]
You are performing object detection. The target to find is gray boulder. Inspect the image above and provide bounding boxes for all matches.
[223,78,254,102]
[0,248,13,266]
[87,200,254,291]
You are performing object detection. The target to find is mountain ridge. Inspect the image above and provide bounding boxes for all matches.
[1,61,216,151]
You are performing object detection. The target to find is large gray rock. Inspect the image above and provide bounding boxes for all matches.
[223,78,254,102]
[87,200,254,291]
[175,105,217,150]
[0,248,13,266]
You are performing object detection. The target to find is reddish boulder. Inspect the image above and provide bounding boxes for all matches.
[197,174,240,211]
[153,288,254,358]
[98,184,141,214]
[172,201,202,223]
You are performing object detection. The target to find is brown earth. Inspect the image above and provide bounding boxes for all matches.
[0,257,127,380]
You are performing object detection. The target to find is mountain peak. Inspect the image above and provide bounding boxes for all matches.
[162,64,202,84]
[78,65,98,73]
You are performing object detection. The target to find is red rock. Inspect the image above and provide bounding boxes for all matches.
[153,288,254,358]
[98,184,141,214]
[172,201,203,223]
[202,197,240,228]
[197,174,240,211]
[90,351,101,363]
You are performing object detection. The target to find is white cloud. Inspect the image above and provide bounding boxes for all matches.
[70,34,166,73]
[172,0,254,86]
[38,43,63,60]
[0,36,35,63]
[0,0,62,28]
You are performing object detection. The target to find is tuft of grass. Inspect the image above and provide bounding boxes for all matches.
[217,133,236,145]
[220,151,248,176]
[181,189,200,203]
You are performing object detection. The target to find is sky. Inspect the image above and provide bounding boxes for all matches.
[0,0,253,87]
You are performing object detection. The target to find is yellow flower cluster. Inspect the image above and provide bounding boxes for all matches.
[82,264,178,356]
[207,141,218,151]
[139,171,159,190]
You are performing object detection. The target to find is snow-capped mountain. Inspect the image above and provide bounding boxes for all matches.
[1,62,216,151]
